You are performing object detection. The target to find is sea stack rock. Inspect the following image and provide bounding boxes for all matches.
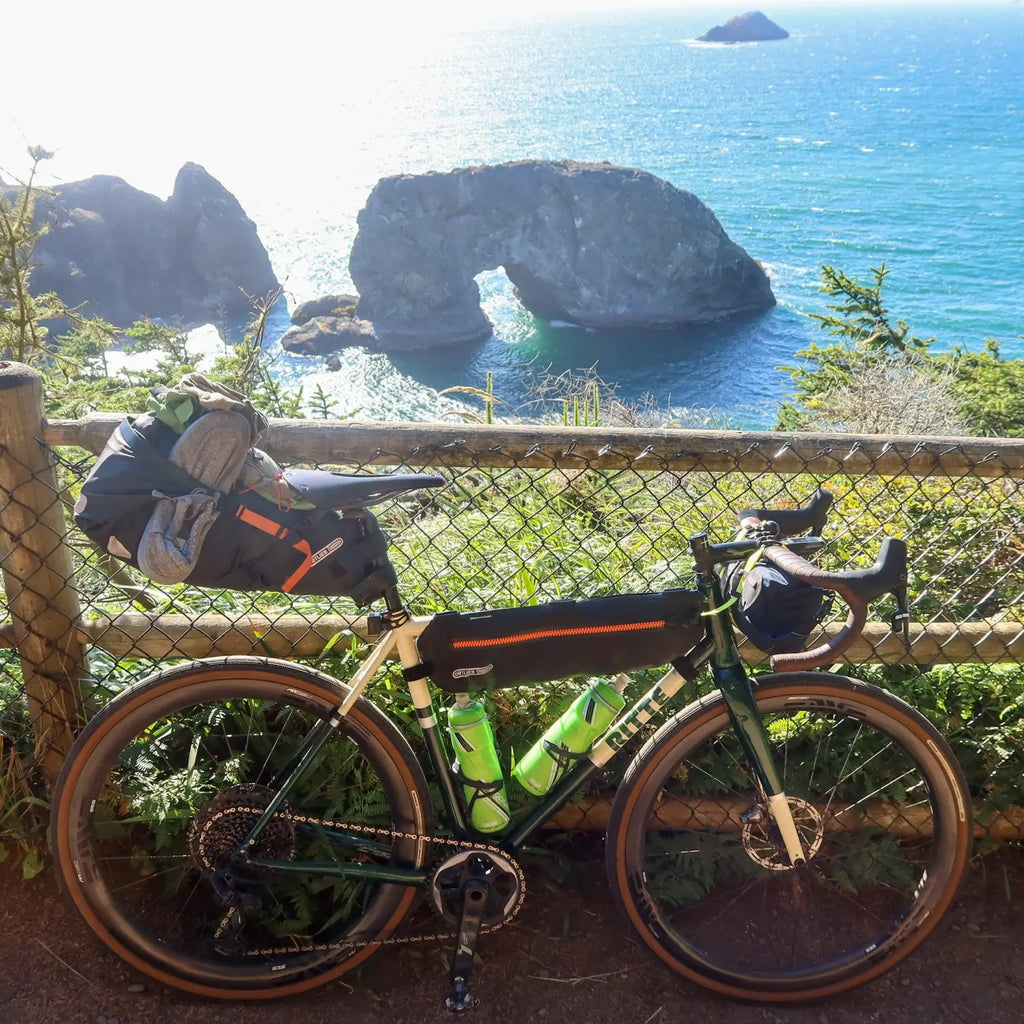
[24,164,279,327]
[290,294,359,325]
[698,11,789,44]
[348,160,774,351]
[280,315,378,355]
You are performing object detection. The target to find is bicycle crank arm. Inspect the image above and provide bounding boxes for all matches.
[445,879,489,1012]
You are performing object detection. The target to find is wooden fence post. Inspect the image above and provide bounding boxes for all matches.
[0,362,90,784]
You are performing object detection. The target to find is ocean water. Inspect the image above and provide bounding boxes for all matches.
[7,3,1024,426]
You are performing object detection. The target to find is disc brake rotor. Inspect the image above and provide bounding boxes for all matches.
[742,796,824,870]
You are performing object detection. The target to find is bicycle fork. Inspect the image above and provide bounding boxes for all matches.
[713,660,808,866]
[691,531,809,867]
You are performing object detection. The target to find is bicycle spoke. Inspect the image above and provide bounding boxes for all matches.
[54,661,430,995]
[610,676,970,999]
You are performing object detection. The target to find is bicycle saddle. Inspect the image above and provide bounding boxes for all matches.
[282,469,445,510]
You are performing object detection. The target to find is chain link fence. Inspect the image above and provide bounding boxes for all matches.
[2,377,1023,845]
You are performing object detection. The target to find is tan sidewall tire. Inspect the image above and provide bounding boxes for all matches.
[605,673,972,1002]
[51,657,432,1000]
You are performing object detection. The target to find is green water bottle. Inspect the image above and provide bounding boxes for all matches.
[447,699,510,833]
[512,676,627,797]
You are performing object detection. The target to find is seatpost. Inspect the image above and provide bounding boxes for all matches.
[382,583,409,626]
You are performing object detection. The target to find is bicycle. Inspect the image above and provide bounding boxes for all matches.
[49,478,972,1010]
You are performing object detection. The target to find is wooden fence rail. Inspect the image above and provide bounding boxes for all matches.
[2,362,1023,785]
[0,616,1013,666]
[46,412,1024,477]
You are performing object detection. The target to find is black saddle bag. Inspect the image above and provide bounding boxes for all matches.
[74,413,396,605]
[416,589,705,692]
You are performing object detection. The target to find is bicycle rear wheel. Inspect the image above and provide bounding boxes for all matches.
[606,672,971,1001]
[51,657,433,999]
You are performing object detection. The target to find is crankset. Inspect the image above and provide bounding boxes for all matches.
[430,849,525,929]
[429,849,526,1012]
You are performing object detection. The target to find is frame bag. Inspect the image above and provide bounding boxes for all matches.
[416,590,705,692]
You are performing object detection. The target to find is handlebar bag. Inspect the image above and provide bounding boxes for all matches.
[416,589,704,692]
[723,560,831,655]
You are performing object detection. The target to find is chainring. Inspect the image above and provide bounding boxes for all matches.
[429,849,525,929]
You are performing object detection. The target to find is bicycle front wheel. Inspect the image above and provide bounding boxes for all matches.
[606,672,971,1001]
[51,657,433,999]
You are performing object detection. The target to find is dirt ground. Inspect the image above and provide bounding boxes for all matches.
[2,847,1023,1024]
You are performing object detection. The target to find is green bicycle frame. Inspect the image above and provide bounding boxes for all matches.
[241,531,823,878]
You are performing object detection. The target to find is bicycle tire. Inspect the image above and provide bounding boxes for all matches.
[51,656,433,1000]
[605,672,971,1002]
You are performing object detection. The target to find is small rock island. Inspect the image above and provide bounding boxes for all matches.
[698,11,789,44]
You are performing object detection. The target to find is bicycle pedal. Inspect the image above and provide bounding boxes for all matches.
[444,976,479,1012]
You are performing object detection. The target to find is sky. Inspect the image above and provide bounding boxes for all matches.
[2,0,1010,192]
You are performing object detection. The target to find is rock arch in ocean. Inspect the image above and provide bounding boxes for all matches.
[347,160,775,350]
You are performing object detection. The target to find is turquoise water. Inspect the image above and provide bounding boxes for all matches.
[260,3,1024,425]
[8,3,1024,425]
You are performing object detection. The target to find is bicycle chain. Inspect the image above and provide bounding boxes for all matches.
[199,805,527,958]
